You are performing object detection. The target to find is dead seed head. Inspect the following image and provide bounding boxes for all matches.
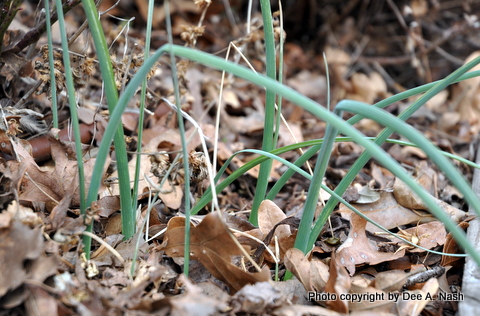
[194,0,211,9]
[180,25,205,47]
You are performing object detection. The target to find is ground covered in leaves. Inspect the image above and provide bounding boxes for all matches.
[1,0,480,315]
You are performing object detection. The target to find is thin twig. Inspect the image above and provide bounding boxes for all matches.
[81,231,126,266]
[5,0,82,54]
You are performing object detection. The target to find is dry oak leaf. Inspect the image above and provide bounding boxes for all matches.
[336,213,405,276]
[284,248,330,293]
[339,192,434,234]
[384,221,447,253]
[258,200,296,263]
[396,278,439,316]
[393,178,466,223]
[0,220,57,299]
[453,51,480,123]
[326,253,351,313]
[15,138,97,228]
[159,212,270,293]
[348,283,392,313]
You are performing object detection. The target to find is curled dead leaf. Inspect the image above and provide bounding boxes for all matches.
[284,248,330,293]
[159,212,270,293]
[336,213,405,276]
[393,178,466,223]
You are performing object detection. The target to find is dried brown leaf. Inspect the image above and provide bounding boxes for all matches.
[339,192,433,234]
[14,140,97,228]
[396,278,439,316]
[326,253,351,313]
[393,178,466,223]
[453,51,480,123]
[231,282,284,314]
[374,269,421,292]
[0,220,56,299]
[256,200,297,262]
[348,283,392,313]
[284,248,330,293]
[160,212,270,293]
[336,213,405,275]
[385,221,447,253]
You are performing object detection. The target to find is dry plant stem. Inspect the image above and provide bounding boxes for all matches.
[68,0,122,47]
[356,18,470,67]
[131,0,154,268]
[4,0,82,54]
[212,51,228,177]
[273,0,285,146]
[44,0,58,129]
[14,81,42,109]
[386,0,408,29]
[229,228,278,265]
[162,98,220,212]
[81,231,125,266]
[0,0,22,52]
[24,172,59,204]
[120,45,137,94]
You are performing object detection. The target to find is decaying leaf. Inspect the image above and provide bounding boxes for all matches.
[230,282,284,314]
[284,248,330,293]
[325,253,351,313]
[257,200,296,262]
[373,269,424,292]
[14,138,97,228]
[339,192,434,234]
[347,72,388,104]
[393,178,466,223]
[0,220,57,306]
[158,180,184,210]
[355,184,381,204]
[336,213,405,275]
[160,274,229,315]
[384,221,447,253]
[396,278,439,316]
[348,283,392,313]
[159,212,270,293]
[440,221,469,267]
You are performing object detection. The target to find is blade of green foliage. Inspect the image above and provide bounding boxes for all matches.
[267,66,480,201]
[82,0,134,255]
[191,136,480,216]
[87,44,480,267]
[54,0,85,216]
[164,0,192,276]
[308,55,480,250]
[250,0,277,226]
[334,101,480,263]
[294,115,337,253]
[224,148,468,257]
